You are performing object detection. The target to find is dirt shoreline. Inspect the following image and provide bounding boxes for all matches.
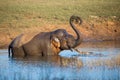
[0,20,120,49]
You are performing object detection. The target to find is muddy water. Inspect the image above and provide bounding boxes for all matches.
[0,41,120,80]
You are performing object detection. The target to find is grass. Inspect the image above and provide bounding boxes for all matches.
[0,0,120,33]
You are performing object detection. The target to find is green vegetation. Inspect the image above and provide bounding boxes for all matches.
[0,0,120,32]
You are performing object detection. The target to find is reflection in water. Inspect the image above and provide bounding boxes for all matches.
[0,41,120,80]
[12,56,83,68]
[0,54,83,80]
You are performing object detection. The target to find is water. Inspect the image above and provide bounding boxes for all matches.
[0,41,120,80]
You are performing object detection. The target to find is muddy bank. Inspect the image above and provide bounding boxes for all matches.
[0,20,120,49]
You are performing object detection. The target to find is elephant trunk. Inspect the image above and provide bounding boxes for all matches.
[69,15,82,48]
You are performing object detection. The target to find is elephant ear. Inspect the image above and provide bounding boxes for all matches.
[51,37,60,48]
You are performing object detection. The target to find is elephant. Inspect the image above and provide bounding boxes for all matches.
[8,15,82,57]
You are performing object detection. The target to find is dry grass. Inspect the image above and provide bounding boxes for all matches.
[0,0,120,31]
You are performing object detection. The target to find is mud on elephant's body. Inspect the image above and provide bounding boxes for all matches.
[9,29,68,57]
[8,15,82,57]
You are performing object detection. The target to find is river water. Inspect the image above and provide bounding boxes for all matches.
[0,41,120,80]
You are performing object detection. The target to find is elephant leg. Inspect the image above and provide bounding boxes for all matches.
[12,47,25,57]
[22,46,28,57]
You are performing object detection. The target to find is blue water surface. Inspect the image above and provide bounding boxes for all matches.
[0,41,120,80]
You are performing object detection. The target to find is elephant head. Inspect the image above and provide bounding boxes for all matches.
[60,15,82,50]
[50,29,68,54]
